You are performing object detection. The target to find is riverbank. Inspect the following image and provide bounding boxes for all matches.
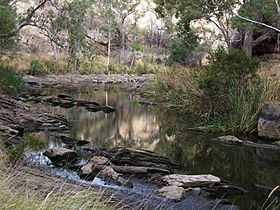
[0,91,243,210]
[24,73,155,91]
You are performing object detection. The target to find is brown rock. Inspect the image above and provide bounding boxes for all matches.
[163,174,221,188]
[258,102,280,139]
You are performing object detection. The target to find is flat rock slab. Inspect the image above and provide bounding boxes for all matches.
[43,147,78,164]
[163,174,221,188]
[217,136,244,145]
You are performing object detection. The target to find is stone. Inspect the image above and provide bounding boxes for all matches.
[79,156,110,180]
[100,166,133,188]
[157,185,185,200]
[258,102,280,139]
[163,174,221,188]
[272,141,280,146]
[43,147,78,164]
[217,135,244,145]
[86,105,116,114]
[90,156,110,165]
[61,136,90,146]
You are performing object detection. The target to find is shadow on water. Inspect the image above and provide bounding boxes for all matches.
[32,89,280,209]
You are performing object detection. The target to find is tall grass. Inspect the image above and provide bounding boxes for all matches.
[200,80,280,133]
[146,68,280,133]
[0,149,113,210]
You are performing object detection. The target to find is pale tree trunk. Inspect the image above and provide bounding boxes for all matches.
[243,30,253,56]
[107,30,111,72]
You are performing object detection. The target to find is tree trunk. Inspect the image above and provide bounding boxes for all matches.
[243,30,253,56]
[107,30,111,73]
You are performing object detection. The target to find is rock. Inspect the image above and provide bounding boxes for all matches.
[163,174,221,188]
[57,94,72,99]
[80,161,99,180]
[272,141,280,146]
[258,102,280,139]
[86,105,116,114]
[79,156,110,180]
[61,136,90,146]
[43,147,78,164]
[59,99,75,108]
[100,166,133,188]
[104,147,179,171]
[90,156,110,165]
[216,136,244,145]
[112,165,170,174]
[77,100,99,107]
[157,186,185,200]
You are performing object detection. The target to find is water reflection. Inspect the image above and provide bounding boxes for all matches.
[38,89,280,209]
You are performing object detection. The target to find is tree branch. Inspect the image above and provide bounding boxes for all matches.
[234,12,280,33]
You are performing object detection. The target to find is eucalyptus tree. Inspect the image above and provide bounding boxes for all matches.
[232,0,280,56]
[154,0,239,49]
[0,0,49,51]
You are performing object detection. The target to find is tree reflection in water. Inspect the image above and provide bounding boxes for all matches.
[39,89,279,209]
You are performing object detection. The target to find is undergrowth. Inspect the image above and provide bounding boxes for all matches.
[145,47,280,133]
[0,65,26,95]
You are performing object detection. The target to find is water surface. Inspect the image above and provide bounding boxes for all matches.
[34,89,280,209]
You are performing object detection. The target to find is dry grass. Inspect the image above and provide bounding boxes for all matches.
[0,150,116,210]
[0,52,160,75]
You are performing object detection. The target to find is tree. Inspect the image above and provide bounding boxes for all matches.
[232,0,280,56]
[154,0,239,49]
[0,0,17,50]
[0,0,49,51]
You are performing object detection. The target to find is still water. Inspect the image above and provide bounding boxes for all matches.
[36,89,280,210]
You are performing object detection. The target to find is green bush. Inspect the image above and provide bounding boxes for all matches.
[131,42,144,52]
[0,65,26,95]
[198,47,259,116]
[28,59,46,76]
[166,30,199,65]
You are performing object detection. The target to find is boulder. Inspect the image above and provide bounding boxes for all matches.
[43,147,78,164]
[100,166,133,188]
[90,156,110,165]
[258,102,280,139]
[157,185,185,200]
[79,156,110,180]
[163,174,221,188]
[217,136,244,145]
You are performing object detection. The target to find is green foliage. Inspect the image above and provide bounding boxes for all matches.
[0,65,25,95]
[131,42,144,52]
[0,2,17,49]
[146,48,280,133]
[166,30,199,65]
[198,47,259,115]
[8,133,47,161]
[28,59,46,76]
[232,0,278,30]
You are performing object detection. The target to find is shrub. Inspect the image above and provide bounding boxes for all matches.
[28,59,46,76]
[166,30,199,66]
[131,42,144,52]
[145,49,280,133]
[0,65,25,95]
[198,47,259,116]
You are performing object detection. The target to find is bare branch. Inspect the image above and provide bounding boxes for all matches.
[234,12,280,33]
